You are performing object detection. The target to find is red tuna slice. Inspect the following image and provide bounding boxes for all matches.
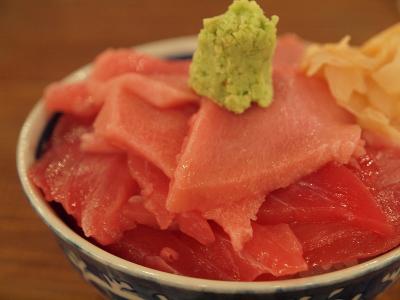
[204,195,265,251]
[292,222,400,271]
[168,71,361,214]
[93,87,196,177]
[289,147,400,271]
[257,163,393,235]
[273,34,306,71]
[29,116,139,245]
[127,154,175,229]
[352,147,400,228]
[241,223,307,277]
[91,73,198,110]
[106,223,306,281]
[44,81,99,117]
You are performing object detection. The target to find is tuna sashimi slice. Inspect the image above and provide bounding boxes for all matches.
[106,223,307,281]
[291,222,399,271]
[127,154,215,245]
[80,132,122,154]
[204,196,265,251]
[286,147,400,271]
[168,70,361,214]
[273,34,306,71]
[242,223,308,277]
[352,147,400,229]
[257,163,393,235]
[88,49,198,109]
[44,81,98,117]
[29,116,139,245]
[93,87,195,177]
[127,154,175,229]
[92,73,199,110]
[90,49,191,81]
[177,212,215,245]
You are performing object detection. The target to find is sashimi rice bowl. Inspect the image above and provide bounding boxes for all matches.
[17,1,400,299]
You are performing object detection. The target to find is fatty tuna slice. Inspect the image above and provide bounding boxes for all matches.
[29,116,139,245]
[168,70,362,215]
[93,87,195,177]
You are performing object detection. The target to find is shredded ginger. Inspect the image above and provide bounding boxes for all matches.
[302,23,400,146]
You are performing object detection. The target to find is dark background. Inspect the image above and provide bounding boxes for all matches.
[1,1,400,299]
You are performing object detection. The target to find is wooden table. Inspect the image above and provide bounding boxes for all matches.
[1,0,399,299]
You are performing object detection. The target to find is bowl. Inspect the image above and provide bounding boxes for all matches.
[17,36,400,300]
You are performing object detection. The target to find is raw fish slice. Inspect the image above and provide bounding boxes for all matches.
[122,196,159,228]
[92,73,198,110]
[242,223,308,277]
[93,87,195,177]
[292,222,400,270]
[44,81,99,117]
[90,49,191,81]
[80,132,122,154]
[127,154,174,229]
[204,196,265,251]
[289,147,400,270]
[29,116,139,245]
[352,147,400,228]
[273,34,306,71]
[168,70,361,250]
[258,163,393,235]
[88,49,198,109]
[177,212,215,245]
[128,154,215,245]
[106,223,307,281]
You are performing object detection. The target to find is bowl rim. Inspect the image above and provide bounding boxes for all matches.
[17,35,400,294]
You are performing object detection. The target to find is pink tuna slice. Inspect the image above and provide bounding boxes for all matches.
[168,71,361,213]
[44,81,98,117]
[127,154,175,229]
[88,49,198,110]
[92,73,199,110]
[273,34,306,71]
[204,195,266,251]
[177,212,216,245]
[90,49,191,81]
[80,132,122,154]
[167,70,361,248]
[93,86,196,177]
[127,154,215,245]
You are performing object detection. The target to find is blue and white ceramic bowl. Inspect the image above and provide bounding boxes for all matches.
[17,36,400,300]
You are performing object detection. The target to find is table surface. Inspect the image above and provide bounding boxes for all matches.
[1,0,400,299]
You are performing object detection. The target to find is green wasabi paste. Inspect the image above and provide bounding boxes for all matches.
[189,0,278,113]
